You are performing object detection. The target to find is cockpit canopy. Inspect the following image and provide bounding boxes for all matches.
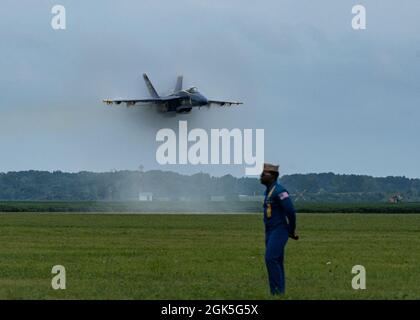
[186,86,198,93]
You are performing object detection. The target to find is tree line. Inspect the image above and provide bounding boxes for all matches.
[0,170,419,202]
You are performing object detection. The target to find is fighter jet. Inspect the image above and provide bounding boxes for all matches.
[103,74,243,114]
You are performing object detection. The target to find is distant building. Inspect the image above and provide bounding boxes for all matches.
[388,194,403,203]
[138,192,153,201]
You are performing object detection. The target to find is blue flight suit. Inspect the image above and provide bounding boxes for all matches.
[263,181,296,295]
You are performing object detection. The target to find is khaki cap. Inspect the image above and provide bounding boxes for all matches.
[263,163,279,173]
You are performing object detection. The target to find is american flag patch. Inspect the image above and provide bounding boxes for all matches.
[279,192,289,200]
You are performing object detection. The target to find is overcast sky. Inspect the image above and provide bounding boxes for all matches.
[1,0,419,178]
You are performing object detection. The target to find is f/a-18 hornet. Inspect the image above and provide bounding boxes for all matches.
[103,74,243,114]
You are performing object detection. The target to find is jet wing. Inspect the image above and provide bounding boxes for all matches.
[207,100,243,107]
[103,96,179,106]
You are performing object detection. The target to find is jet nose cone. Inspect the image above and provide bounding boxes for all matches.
[200,97,208,105]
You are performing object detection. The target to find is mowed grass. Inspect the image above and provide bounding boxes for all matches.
[0,213,419,299]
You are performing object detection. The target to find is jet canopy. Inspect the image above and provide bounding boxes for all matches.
[186,86,198,93]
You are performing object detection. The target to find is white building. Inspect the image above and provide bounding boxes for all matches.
[138,192,153,201]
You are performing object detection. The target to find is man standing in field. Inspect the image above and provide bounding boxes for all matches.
[260,163,298,295]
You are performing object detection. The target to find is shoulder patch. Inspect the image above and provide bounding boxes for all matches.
[279,191,289,200]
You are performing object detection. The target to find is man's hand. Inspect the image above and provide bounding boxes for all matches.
[289,232,299,240]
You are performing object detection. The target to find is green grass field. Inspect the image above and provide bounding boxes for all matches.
[0,213,419,299]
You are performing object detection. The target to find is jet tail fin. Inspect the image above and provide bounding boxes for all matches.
[174,75,183,92]
[143,73,159,98]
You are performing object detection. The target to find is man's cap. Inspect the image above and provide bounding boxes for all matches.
[263,163,279,173]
